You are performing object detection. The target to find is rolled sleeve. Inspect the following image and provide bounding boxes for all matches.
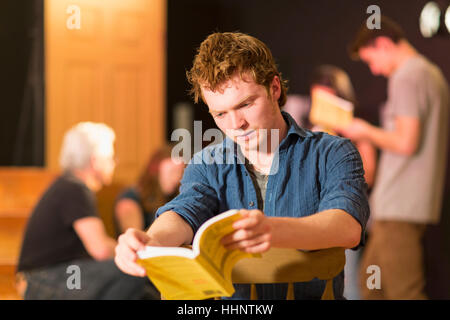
[155,152,219,234]
[318,138,370,247]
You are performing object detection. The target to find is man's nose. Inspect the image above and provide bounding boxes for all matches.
[229,110,245,129]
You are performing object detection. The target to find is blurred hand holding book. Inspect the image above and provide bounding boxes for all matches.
[309,88,354,135]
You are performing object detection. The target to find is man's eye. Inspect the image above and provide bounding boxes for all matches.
[215,113,225,118]
[243,101,256,109]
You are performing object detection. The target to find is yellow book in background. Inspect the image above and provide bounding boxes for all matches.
[136,209,260,300]
[309,88,354,131]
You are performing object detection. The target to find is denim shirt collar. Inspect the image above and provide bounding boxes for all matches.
[281,110,308,139]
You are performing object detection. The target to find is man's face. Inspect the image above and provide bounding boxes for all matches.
[201,72,281,152]
[358,38,396,77]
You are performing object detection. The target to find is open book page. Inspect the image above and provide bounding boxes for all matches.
[309,88,354,129]
[194,210,260,294]
[137,246,195,259]
[137,255,227,300]
[136,209,260,299]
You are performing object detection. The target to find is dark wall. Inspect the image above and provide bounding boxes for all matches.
[167,0,450,131]
[0,0,44,166]
[0,1,32,165]
[167,0,450,298]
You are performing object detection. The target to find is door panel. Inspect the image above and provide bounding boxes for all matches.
[45,0,166,184]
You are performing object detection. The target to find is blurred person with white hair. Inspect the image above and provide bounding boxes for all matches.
[16,122,157,300]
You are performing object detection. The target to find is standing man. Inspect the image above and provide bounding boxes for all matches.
[337,16,449,299]
[115,32,370,299]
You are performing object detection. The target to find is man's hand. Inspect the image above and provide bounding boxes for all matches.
[114,211,195,277]
[221,209,272,253]
[114,228,154,277]
[335,118,371,141]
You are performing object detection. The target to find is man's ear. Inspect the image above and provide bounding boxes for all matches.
[270,75,281,103]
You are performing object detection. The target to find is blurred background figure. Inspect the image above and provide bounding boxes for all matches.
[114,144,185,234]
[284,65,356,129]
[284,65,377,300]
[283,65,377,188]
[338,16,449,300]
[16,122,157,300]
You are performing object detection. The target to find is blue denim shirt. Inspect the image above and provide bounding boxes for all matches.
[156,112,370,299]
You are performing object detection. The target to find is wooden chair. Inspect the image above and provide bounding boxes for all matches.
[230,247,346,300]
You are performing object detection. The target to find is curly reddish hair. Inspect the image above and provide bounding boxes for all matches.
[186,32,288,108]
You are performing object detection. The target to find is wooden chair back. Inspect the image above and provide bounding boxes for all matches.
[231,247,346,300]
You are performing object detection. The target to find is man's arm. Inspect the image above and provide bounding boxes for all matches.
[364,116,420,155]
[355,140,377,188]
[115,149,222,276]
[114,210,194,277]
[146,211,195,246]
[337,116,421,156]
[222,209,362,253]
[271,209,362,249]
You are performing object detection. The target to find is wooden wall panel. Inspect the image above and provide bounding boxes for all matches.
[0,168,58,218]
[45,0,166,184]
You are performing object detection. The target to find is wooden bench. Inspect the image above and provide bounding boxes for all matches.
[0,168,58,300]
[0,168,57,219]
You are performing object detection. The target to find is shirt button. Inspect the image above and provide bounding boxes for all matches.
[249,201,254,207]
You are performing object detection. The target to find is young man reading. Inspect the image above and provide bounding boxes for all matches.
[115,32,369,299]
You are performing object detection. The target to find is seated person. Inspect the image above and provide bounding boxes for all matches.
[114,145,185,234]
[16,122,157,300]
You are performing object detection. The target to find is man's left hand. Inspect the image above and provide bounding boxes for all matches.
[221,209,272,253]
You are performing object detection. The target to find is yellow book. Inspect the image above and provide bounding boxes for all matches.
[136,209,260,300]
[309,88,354,131]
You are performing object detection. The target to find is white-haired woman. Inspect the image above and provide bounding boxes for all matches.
[16,122,157,299]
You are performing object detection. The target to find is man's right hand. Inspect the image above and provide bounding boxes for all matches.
[114,228,151,277]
